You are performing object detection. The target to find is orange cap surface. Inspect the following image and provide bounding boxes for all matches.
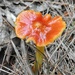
[15,10,66,46]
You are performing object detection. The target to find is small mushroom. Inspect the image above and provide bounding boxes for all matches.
[15,10,66,74]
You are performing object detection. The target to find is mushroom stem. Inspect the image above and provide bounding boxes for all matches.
[33,46,44,74]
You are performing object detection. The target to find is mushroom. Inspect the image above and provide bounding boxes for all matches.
[15,10,66,74]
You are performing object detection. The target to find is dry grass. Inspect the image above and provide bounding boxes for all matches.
[0,0,75,75]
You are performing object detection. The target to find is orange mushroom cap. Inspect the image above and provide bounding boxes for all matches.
[15,10,66,47]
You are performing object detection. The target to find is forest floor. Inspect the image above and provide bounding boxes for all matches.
[0,0,75,75]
